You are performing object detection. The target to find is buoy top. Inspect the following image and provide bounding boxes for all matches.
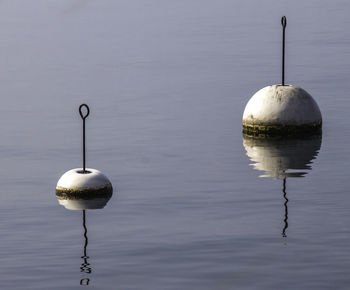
[243,85,322,126]
[56,168,112,189]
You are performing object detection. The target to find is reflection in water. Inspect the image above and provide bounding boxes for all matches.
[243,135,322,237]
[243,135,322,179]
[80,210,91,286]
[282,178,288,238]
[56,194,112,286]
[57,198,111,210]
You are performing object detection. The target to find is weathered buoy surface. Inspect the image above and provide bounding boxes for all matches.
[242,85,322,136]
[56,168,113,199]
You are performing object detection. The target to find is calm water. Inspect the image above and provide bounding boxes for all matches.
[0,0,350,289]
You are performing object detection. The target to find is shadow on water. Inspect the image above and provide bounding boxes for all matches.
[242,134,322,237]
[56,194,113,286]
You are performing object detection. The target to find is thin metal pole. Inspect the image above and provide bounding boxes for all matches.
[281,16,287,86]
[79,104,90,173]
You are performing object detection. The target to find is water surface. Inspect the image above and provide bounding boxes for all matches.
[0,0,350,289]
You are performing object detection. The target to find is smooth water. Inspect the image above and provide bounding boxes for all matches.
[1,0,350,289]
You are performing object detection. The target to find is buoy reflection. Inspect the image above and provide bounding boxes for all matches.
[243,134,322,237]
[56,192,112,286]
[80,210,91,286]
[243,135,321,179]
[57,197,111,210]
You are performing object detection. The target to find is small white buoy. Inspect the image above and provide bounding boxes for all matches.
[242,16,322,137]
[56,168,113,201]
[55,104,113,201]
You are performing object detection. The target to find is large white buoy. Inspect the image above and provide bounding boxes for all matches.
[56,104,113,201]
[243,84,322,136]
[242,16,322,137]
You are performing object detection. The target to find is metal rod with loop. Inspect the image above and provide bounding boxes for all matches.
[79,104,90,173]
[281,16,287,86]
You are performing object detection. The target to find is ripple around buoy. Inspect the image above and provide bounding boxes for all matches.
[242,85,322,137]
[56,168,113,200]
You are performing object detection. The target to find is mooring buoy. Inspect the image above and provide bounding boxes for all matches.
[242,16,322,137]
[56,104,113,201]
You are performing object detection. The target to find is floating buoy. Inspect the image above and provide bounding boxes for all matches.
[56,104,113,204]
[242,16,322,137]
[56,168,112,209]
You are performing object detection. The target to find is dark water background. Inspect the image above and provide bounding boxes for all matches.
[0,0,350,289]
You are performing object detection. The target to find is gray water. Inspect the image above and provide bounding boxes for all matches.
[0,0,350,289]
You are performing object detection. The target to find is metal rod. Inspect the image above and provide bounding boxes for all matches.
[79,104,90,173]
[281,16,287,86]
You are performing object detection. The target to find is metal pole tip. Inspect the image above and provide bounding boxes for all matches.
[281,16,287,28]
[79,104,90,120]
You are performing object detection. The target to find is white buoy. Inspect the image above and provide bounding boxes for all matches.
[243,85,322,136]
[56,168,113,201]
[242,16,322,137]
[56,104,113,201]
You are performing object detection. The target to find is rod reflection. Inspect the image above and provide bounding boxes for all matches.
[56,193,112,286]
[80,210,91,286]
[243,135,322,237]
[282,178,288,237]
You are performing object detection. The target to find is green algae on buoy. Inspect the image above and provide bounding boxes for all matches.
[242,16,322,137]
[56,168,113,200]
[56,172,112,209]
